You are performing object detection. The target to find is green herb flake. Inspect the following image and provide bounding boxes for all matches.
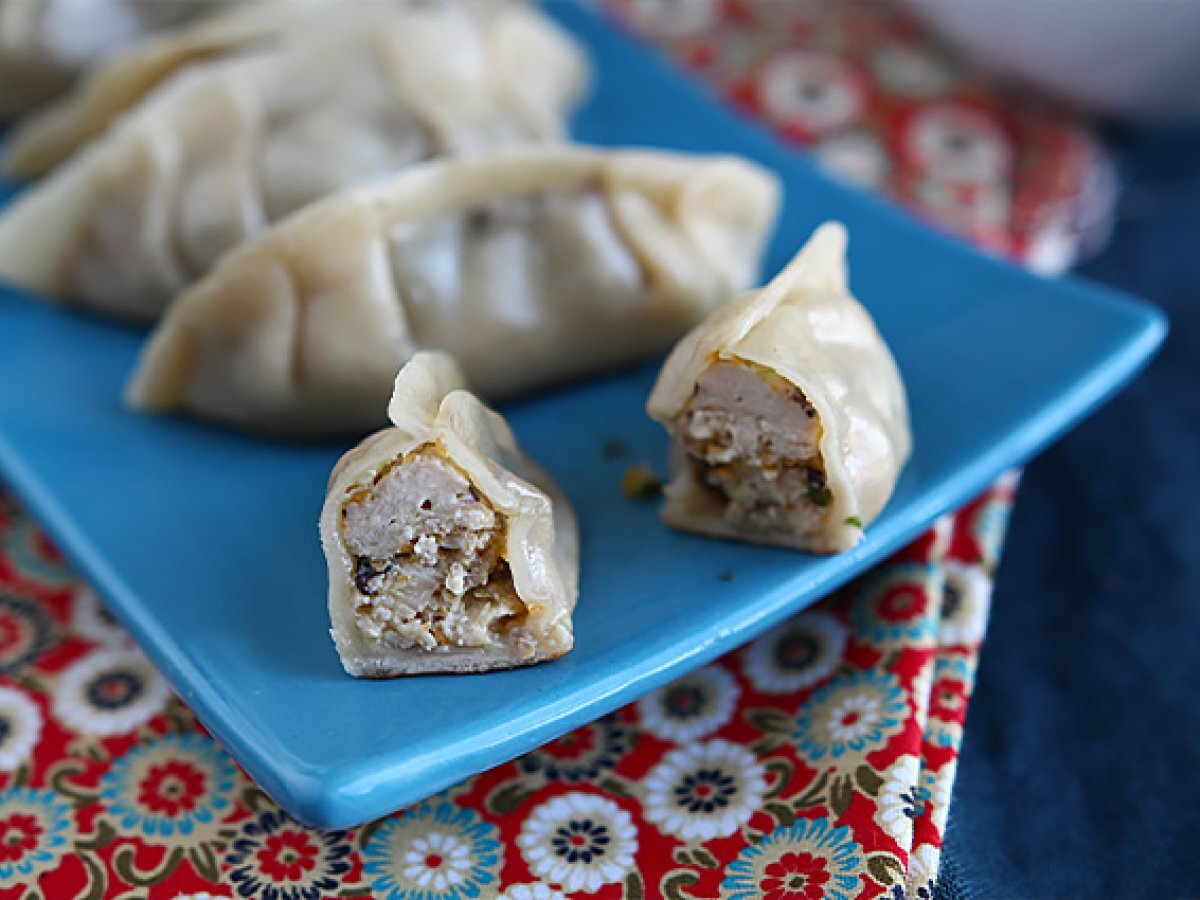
[844,516,864,529]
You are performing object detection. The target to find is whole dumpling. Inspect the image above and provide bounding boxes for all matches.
[0,0,588,321]
[127,146,781,437]
[646,222,912,554]
[2,0,579,179]
[0,0,220,121]
[3,0,341,178]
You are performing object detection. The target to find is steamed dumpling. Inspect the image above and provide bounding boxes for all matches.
[321,351,578,677]
[0,0,588,321]
[646,222,911,554]
[3,0,340,178]
[127,146,780,437]
[0,0,219,121]
[2,0,576,178]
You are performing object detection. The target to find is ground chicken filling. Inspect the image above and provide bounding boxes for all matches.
[339,448,531,653]
[675,361,833,541]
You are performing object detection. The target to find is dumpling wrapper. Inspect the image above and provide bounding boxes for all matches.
[126,146,780,437]
[3,0,337,177]
[646,222,912,554]
[2,0,582,178]
[0,0,587,321]
[0,0,218,121]
[320,350,578,677]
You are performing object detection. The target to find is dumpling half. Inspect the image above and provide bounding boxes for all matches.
[0,0,587,321]
[646,222,911,554]
[127,146,780,437]
[320,351,578,677]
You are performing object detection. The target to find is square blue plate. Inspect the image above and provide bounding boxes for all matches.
[0,5,1165,828]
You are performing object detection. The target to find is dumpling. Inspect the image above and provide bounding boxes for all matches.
[646,222,911,554]
[0,0,219,121]
[0,0,588,321]
[320,350,579,677]
[126,146,780,437]
[2,0,577,178]
[3,0,340,178]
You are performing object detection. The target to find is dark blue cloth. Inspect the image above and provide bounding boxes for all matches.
[937,129,1200,897]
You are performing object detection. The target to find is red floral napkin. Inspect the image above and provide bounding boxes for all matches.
[0,3,1108,898]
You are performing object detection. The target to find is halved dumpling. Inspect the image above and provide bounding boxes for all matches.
[320,351,578,676]
[647,222,911,554]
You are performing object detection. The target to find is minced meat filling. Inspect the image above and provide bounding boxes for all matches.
[340,448,529,652]
[676,361,833,539]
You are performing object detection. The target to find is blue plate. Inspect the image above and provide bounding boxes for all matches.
[0,5,1165,828]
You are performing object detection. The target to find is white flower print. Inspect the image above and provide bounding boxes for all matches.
[0,686,41,771]
[498,884,566,900]
[938,561,992,646]
[518,793,637,894]
[72,585,130,647]
[905,102,1012,184]
[813,132,889,188]
[171,894,232,899]
[53,647,170,736]
[905,843,941,898]
[759,51,863,134]
[638,664,738,742]
[403,831,471,891]
[643,739,766,841]
[742,610,846,695]
[362,800,499,900]
[826,695,881,744]
[873,754,921,850]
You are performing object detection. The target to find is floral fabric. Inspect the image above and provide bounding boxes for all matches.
[0,482,1014,899]
[0,2,1106,897]
[603,0,1111,273]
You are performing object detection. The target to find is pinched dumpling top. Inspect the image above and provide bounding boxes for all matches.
[320,351,579,677]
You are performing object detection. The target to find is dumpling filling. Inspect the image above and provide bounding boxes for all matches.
[339,448,531,654]
[675,360,833,545]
